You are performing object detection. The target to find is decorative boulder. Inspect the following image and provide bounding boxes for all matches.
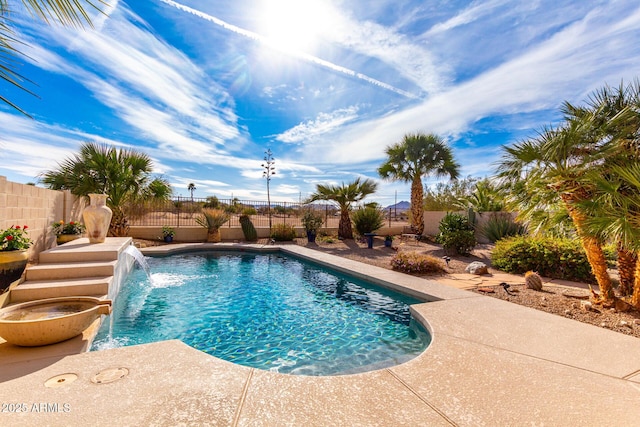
[465,261,488,275]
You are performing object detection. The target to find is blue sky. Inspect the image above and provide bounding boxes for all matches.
[1,0,639,206]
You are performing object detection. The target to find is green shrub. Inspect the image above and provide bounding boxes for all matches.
[270,223,297,241]
[203,196,220,209]
[242,207,258,216]
[435,212,476,255]
[479,213,527,243]
[351,207,385,236]
[239,215,257,241]
[390,252,446,274]
[491,236,596,283]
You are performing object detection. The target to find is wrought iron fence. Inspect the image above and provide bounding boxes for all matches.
[126,196,342,228]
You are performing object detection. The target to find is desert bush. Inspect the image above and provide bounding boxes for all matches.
[242,207,258,216]
[435,212,476,255]
[351,207,385,236]
[491,236,596,283]
[270,223,297,241]
[390,252,446,274]
[203,196,220,209]
[479,213,527,243]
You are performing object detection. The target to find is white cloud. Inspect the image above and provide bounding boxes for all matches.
[293,1,640,165]
[275,106,359,143]
[20,3,241,159]
[425,0,507,36]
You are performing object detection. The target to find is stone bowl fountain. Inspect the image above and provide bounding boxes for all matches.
[0,297,112,346]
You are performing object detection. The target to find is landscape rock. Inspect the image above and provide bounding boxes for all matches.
[465,261,488,275]
[581,301,599,313]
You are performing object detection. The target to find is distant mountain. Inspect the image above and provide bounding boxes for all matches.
[384,201,411,211]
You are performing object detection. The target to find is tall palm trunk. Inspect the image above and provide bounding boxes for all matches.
[410,176,424,235]
[563,199,613,301]
[617,243,637,296]
[632,257,640,308]
[109,207,129,237]
[338,208,353,239]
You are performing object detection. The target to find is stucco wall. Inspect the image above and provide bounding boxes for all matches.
[0,176,77,261]
[423,210,518,243]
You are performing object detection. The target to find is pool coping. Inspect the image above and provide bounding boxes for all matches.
[1,242,640,425]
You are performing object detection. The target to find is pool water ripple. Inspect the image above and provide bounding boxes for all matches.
[92,252,431,375]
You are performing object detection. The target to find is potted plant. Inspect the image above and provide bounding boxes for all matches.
[384,235,394,248]
[52,220,86,245]
[0,225,32,293]
[161,226,175,243]
[301,210,324,243]
[196,208,230,242]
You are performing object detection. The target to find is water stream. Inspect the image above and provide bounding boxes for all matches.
[100,245,155,346]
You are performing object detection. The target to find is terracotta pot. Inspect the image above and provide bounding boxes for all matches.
[83,193,112,244]
[0,250,28,294]
[0,297,112,346]
[56,234,81,245]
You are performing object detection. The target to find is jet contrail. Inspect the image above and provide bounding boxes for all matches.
[159,0,419,99]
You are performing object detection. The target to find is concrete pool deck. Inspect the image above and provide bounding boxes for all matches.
[1,241,640,425]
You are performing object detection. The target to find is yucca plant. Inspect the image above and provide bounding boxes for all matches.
[196,208,230,242]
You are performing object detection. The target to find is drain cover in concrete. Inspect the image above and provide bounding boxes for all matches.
[91,367,129,384]
[45,373,78,388]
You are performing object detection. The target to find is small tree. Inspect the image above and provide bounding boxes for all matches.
[436,212,476,255]
[306,178,378,239]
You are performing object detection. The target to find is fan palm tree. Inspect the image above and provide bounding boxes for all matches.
[566,80,640,296]
[306,178,378,239]
[578,165,640,307]
[378,133,459,235]
[497,121,616,301]
[454,178,504,213]
[497,80,640,304]
[1,0,104,114]
[187,183,196,201]
[39,142,173,237]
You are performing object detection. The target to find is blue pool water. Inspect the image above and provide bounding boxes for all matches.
[91,252,431,375]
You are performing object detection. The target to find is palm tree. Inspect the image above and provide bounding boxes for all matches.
[455,178,504,213]
[1,0,103,114]
[306,178,378,239]
[378,133,459,235]
[497,121,616,302]
[39,142,173,237]
[578,164,640,307]
[187,183,196,201]
[567,80,640,297]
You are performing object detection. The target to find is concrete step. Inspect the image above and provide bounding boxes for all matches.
[10,276,112,303]
[38,237,131,263]
[25,260,118,281]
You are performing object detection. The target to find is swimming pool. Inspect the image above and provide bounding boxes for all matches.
[91,251,431,375]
